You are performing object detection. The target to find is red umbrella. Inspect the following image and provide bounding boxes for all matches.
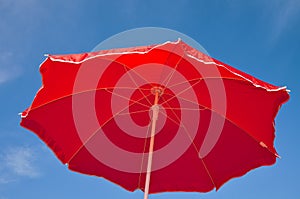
[20,40,289,198]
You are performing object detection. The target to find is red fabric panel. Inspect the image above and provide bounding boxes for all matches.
[20,40,289,193]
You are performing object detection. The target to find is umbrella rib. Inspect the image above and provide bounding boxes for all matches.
[167,76,247,90]
[199,159,217,189]
[93,55,153,90]
[163,107,206,111]
[163,80,272,158]
[213,115,279,159]
[117,109,150,116]
[162,40,194,89]
[159,110,181,127]
[161,55,184,87]
[105,89,151,109]
[160,79,202,107]
[121,63,152,105]
[100,91,153,128]
[162,82,280,168]
[158,108,217,188]
[114,100,206,114]
[66,92,154,164]
[162,82,279,187]
[26,86,148,112]
[163,92,207,109]
[160,44,184,87]
[160,96,218,188]
[160,96,197,150]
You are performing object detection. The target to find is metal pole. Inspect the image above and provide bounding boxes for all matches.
[144,91,159,199]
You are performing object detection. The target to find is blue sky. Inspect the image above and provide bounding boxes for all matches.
[0,0,299,198]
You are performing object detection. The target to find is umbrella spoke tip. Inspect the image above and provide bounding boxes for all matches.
[19,112,27,118]
[259,141,268,148]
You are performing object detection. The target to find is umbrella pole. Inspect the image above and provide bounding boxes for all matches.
[144,90,160,199]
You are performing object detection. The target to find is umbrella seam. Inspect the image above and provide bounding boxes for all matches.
[185,54,289,92]
[164,81,279,158]
[25,76,246,114]
[160,95,217,188]
[159,80,280,158]
[66,91,154,164]
[24,87,151,114]
[120,63,153,105]
[160,41,185,88]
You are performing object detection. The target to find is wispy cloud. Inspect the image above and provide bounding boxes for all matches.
[0,1,40,85]
[0,0,41,36]
[0,0,41,17]
[224,0,300,43]
[0,52,22,84]
[0,146,41,184]
[268,0,300,40]
[4,147,40,177]
[0,177,14,184]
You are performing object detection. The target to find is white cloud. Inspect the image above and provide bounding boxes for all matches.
[0,0,39,30]
[269,0,300,40]
[0,177,14,184]
[0,52,22,84]
[224,0,300,42]
[0,146,41,183]
[4,147,40,177]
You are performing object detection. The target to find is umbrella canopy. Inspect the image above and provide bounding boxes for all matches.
[20,40,289,197]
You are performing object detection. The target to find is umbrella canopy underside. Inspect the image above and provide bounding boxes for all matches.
[21,40,289,193]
